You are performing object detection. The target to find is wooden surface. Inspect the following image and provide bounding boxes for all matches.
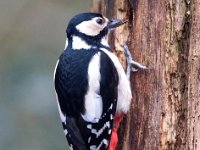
[92,0,200,149]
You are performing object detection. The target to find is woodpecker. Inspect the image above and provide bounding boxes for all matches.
[54,12,146,150]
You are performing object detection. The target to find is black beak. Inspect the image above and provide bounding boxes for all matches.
[107,19,128,29]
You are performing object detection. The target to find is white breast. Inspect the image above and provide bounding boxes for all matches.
[100,48,132,115]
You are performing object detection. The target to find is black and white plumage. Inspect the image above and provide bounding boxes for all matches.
[54,13,132,150]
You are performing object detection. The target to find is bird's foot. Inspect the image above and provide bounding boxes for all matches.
[123,43,148,80]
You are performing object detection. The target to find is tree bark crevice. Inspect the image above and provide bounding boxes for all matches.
[92,0,200,149]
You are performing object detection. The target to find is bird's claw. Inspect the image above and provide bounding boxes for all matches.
[130,60,148,72]
[123,43,148,80]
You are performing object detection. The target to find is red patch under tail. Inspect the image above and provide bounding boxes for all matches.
[108,113,124,150]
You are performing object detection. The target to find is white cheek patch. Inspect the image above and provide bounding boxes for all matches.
[72,36,91,50]
[76,18,105,36]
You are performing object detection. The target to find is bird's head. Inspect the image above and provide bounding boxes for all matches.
[65,12,127,50]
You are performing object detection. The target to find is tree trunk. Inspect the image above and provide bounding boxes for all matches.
[92,0,200,149]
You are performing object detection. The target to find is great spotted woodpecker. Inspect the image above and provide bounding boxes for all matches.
[54,12,146,150]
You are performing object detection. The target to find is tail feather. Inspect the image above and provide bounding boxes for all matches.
[63,117,87,150]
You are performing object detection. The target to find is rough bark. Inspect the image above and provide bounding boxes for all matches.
[92,0,200,149]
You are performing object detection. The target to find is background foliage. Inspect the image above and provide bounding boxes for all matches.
[0,0,90,149]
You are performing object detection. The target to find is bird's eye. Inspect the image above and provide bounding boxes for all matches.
[96,18,104,25]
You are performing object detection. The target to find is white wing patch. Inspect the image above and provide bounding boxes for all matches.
[91,121,110,138]
[82,52,102,123]
[100,48,132,114]
[90,139,108,150]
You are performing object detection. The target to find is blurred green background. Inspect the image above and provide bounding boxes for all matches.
[0,0,90,149]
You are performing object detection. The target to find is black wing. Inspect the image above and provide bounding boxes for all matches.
[54,49,118,150]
